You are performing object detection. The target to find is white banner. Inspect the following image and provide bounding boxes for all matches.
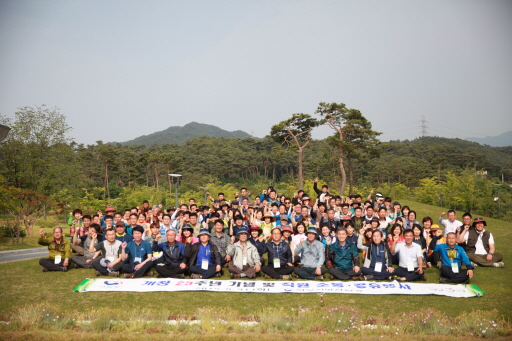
[74,278,484,298]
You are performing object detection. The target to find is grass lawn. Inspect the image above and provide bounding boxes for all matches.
[0,200,511,339]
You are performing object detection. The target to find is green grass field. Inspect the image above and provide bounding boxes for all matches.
[0,200,511,339]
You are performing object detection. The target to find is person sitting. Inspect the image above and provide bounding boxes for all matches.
[262,227,294,280]
[345,222,358,245]
[434,232,474,284]
[71,214,91,255]
[319,225,336,248]
[456,217,504,268]
[293,227,326,280]
[153,229,188,279]
[38,227,71,272]
[226,228,261,278]
[144,223,165,245]
[248,225,266,265]
[210,219,231,268]
[91,228,123,277]
[326,228,361,280]
[71,224,103,269]
[426,224,445,267]
[358,229,395,281]
[120,226,154,278]
[186,228,222,279]
[114,221,133,244]
[390,230,425,281]
[176,224,199,245]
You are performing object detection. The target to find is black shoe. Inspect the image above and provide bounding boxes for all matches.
[420,275,427,281]
[439,277,451,283]
[74,263,80,269]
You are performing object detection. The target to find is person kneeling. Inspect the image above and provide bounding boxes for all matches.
[358,229,395,280]
[121,226,154,278]
[186,228,222,279]
[293,227,326,280]
[326,228,361,280]
[262,227,294,280]
[390,229,425,281]
[153,229,188,279]
[226,228,261,278]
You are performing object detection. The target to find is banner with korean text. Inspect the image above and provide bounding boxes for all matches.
[74,278,484,298]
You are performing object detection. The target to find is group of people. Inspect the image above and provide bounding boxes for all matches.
[38,181,504,284]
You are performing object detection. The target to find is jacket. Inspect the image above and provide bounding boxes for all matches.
[227,241,261,269]
[185,242,222,268]
[38,236,71,259]
[357,235,393,268]
[264,240,293,267]
[294,239,325,268]
[154,241,188,267]
[326,239,360,271]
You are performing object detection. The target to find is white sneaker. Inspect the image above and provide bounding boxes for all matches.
[493,262,505,268]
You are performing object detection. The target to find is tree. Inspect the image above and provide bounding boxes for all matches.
[316,102,381,195]
[269,114,320,190]
[0,105,74,195]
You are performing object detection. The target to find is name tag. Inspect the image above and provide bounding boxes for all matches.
[374,262,382,272]
[451,262,459,273]
[242,256,247,266]
[134,257,142,263]
[273,258,281,268]
[54,255,62,264]
[201,259,209,270]
[407,262,414,272]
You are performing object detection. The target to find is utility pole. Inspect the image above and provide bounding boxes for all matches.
[420,116,428,137]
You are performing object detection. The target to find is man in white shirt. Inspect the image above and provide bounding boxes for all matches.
[390,229,425,281]
[438,210,462,236]
[456,217,504,268]
[91,228,123,277]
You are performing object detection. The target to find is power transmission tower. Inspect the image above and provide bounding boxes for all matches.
[420,116,428,137]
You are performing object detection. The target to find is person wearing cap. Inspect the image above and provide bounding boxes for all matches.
[91,227,123,277]
[320,209,341,234]
[434,232,474,283]
[260,212,276,241]
[100,206,116,227]
[262,227,294,280]
[114,221,133,244]
[186,228,222,279]
[326,228,362,280]
[38,227,72,272]
[210,219,231,267]
[277,214,290,228]
[358,229,395,280]
[120,225,154,278]
[226,228,261,278]
[313,179,330,203]
[293,227,326,280]
[426,224,445,267]
[438,210,462,236]
[177,224,199,245]
[456,217,504,268]
[390,230,425,281]
[153,229,188,278]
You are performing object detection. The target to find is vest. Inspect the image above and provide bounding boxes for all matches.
[466,228,491,254]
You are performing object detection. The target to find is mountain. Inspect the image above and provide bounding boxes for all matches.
[111,122,254,146]
[465,131,512,147]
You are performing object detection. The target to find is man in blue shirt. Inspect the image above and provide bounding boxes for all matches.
[120,226,153,278]
[434,232,474,284]
[186,228,222,279]
[326,228,361,280]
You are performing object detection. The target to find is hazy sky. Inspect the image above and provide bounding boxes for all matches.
[1,1,511,145]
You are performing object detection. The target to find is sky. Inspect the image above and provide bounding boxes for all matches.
[1,1,511,145]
